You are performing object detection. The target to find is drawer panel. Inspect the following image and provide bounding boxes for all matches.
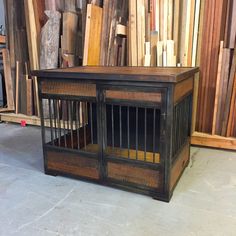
[41,81,96,97]
[106,90,162,103]
[107,162,162,189]
[46,150,99,180]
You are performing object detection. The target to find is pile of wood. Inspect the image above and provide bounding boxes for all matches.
[196,0,236,138]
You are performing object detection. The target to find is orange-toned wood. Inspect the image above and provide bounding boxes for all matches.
[41,81,96,97]
[46,150,100,179]
[107,162,162,188]
[170,142,189,190]
[174,77,193,103]
[0,35,6,44]
[191,132,236,150]
[106,90,162,103]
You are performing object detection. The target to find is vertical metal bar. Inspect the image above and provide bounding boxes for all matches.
[66,100,70,147]
[53,99,58,142]
[70,101,74,149]
[144,108,147,161]
[111,105,114,148]
[57,100,61,146]
[136,107,138,160]
[76,101,80,149]
[90,102,93,144]
[48,99,54,145]
[119,105,122,148]
[127,106,130,159]
[63,100,67,148]
[83,102,87,150]
[152,108,156,163]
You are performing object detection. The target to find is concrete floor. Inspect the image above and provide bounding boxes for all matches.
[0,123,236,236]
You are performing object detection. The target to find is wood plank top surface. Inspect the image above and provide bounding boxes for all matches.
[32,66,199,83]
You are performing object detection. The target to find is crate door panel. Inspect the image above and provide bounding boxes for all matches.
[103,87,164,190]
[40,81,101,180]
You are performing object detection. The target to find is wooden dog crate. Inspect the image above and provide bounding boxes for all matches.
[33,66,198,202]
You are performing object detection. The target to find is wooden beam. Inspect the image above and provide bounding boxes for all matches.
[1,48,15,111]
[191,132,236,151]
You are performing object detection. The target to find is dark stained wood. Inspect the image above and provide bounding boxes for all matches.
[170,142,189,190]
[46,150,100,180]
[107,162,162,189]
[33,66,199,83]
[174,76,193,103]
[37,67,197,202]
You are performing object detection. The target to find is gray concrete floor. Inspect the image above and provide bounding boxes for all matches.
[0,123,236,236]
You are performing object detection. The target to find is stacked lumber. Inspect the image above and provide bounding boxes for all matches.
[128,0,200,67]
[3,0,201,118]
[196,0,236,138]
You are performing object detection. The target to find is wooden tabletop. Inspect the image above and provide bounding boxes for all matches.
[33,66,199,83]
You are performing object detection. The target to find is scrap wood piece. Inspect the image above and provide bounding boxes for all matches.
[40,10,61,69]
[83,4,103,66]
[221,44,236,136]
[0,48,15,111]
[226,72,236,137]
[212,41,223,135]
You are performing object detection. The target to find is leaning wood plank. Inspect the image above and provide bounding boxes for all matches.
[129,0,138,66]
[186,0,195,66]
[216,48,230,135]
[212,41,223,135]
[136,0,145,66]
[157,41,163,66]
[191,132,236,150]
[226,72,236,137]
[150,31,158,66]
[173,0,180,59]
[191,0,200,67]
[24,0,40,70]
[40,10,61,69]
[83,4,103,66]
[221,45,236,136]
[61,12,78,55]
[167,0,173,40]
[1,49,15,111]
[166,40,176,66]
[15,61,20,114]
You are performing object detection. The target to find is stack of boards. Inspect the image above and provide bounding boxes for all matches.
[196,0,236,138]
[2,0,236,142]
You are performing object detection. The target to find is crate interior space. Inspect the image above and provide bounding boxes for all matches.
[42,98,161,164]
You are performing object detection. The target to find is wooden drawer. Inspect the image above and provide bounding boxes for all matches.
[41,81,96,97]
[46,150,100,180]
[107,162,162,189]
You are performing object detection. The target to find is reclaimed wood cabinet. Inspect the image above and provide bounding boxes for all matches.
[33,66,198,202]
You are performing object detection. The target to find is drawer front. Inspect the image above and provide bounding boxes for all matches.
[107,162,163,189]
[46,150,100,180]
[105,90,162,103]
[41,81,96,97]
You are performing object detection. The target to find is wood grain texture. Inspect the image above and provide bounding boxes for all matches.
[41,81,96,97]
[191,132,236,150]
[83,4,103,66]
[106,90,162,103]
[221,45,236,136]
[1,49,15,110]
[34,66,199,83]
[107,162,162,189]
[170,142,189,190]
[174,77,193,104]
[46,150,100,179]
[212,41,223,135]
